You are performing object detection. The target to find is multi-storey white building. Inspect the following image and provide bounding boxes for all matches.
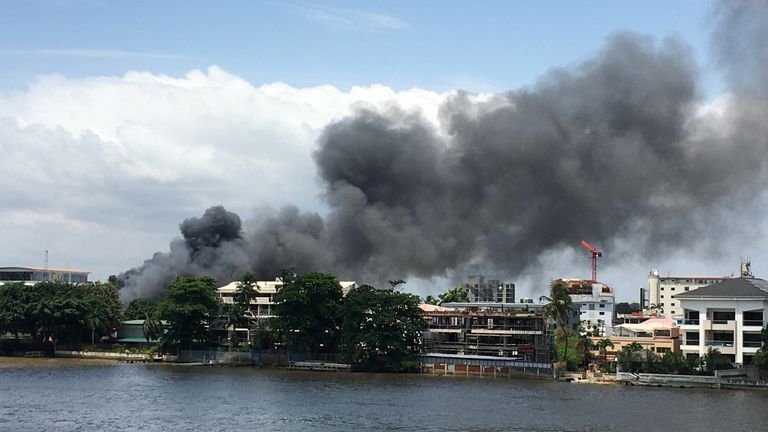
[217,278,357,324]
[647,271,728,318]
[555,279,615,336]
[675,276,768,365]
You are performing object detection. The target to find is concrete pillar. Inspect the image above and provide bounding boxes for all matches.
[698,307,706,358]
[735,304,743,364]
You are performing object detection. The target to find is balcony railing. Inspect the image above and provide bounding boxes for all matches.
[683,319,699,325]
[705,340,734,347]
[743,320,765,327]
[711,319,732,325]
[743,341,763,348]
[682,340,700,346]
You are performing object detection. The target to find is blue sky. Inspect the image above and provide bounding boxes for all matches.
[1,0,719,95]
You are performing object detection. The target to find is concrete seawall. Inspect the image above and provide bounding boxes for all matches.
[56,350,152,362]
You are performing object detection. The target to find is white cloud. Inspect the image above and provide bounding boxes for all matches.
[0,66,454,280]
[296,6,412,32]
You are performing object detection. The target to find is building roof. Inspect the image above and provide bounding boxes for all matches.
[615,318,676,333]
[419,304,455,312]
[673,277,768,300]
[0,266,90,274]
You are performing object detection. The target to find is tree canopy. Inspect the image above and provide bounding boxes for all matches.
[156,276,220,348]
[0,281,121,346]
[123,298,159,321]
[270,272,344,358]
[438,287,468,304]
[341,285,425,372]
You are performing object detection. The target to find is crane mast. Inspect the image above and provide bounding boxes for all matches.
[579,240,602,282]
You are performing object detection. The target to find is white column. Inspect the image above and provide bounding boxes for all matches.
[735,303,743,364]
[698,306,706,357]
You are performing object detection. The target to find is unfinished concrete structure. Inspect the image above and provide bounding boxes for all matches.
[553,279,615,336]
[420,302,551,367]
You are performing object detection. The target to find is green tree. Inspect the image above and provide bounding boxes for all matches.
[438,287,469,304]
[596,338,615,365]
[388,279,406,290]
[124,298,159,321]
[0,282,29,340]
[616,345,641,372]
[702,347,730,375]
[660,351,685,374]
[649,303,664,315]
[341,285,426,372]
[156,277,220,349]
[234,273,258,312]
[615,302,641,314]
[540,282,573,365]
[142,313,163,343]
[422,295,439,305]
[753,326,768,377]
[575,333,596,368]
[84,282,122,344]
[270,272,344,358]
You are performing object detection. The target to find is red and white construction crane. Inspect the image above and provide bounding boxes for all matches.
[580,240,602,282]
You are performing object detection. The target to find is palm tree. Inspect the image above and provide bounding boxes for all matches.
[388,280,406,290]
[540,283,573,364]
[142,313,162,343]
[576,334,596,368]
[234,273,257,313]
[649,303,664,315]
[702,347,728,375]
[616,348,640,372]
[438,287,468,304]
[596,338,615,365]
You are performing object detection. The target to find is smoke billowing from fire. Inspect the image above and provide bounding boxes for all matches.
[121,2,768,299]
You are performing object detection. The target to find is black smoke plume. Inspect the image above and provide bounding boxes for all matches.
[121,3,768,299]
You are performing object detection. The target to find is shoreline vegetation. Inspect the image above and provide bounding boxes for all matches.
[4,271,768,392]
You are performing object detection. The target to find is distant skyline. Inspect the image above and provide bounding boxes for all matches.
[1,0,760,301]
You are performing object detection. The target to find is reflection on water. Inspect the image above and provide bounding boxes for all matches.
[0,359,765,431]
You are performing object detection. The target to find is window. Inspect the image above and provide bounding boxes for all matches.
[671,302,675,306]
[589,304,595,310]
[599,312,605,315]
[661,287,665,291]
[671,287,675,291]
[599,304,605,308]
[685,287,689,291]
[661,295,665,298]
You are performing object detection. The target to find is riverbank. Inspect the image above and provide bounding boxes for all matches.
[0,356,119,367]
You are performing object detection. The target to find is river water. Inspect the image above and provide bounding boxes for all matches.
[1,358,766,431]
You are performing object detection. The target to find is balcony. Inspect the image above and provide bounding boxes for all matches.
[743,341,763,348]
[702,319,736,331]
[706,339,734,347]
[682,339,700,347]
[743,320,765,328]
[682,319,700,325]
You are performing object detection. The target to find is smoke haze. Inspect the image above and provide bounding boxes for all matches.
[121,2,768,299]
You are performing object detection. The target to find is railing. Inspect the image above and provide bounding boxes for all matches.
[711,319,732,325]
[743,341,762,348]
[683,319,699,325]
[743,320,764,327]
[682,340,700,346]
[705,340,734,347]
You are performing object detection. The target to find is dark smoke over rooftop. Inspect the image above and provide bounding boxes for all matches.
[121,2,768,299]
